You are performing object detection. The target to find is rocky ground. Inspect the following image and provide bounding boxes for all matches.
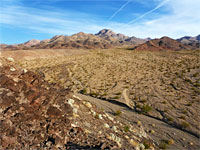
[1,48,200,149]
[0,57,156,150]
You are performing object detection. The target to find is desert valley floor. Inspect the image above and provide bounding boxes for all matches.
[1,48,200,150]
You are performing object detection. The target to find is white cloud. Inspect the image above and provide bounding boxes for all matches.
[106,0,200,38]
[0,4,104,35]
[104,0,132,26]
[127,0,170,24]
[0,0,199,39]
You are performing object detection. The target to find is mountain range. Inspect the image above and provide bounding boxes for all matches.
[0,29,199,51]
[177,35,200,44]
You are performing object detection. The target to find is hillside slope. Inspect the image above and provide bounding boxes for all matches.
[133,37,192,51]
[0,57,156,150]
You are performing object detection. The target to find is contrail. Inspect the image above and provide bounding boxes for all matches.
[104,0,132,26]
[127,0,170,25]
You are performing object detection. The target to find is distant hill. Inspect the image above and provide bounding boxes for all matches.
[32,32,112,49]
[95,29,129,41]
[177,35,200,44]
[96,29,148,44]
[1,30,199,50]
[177,35,200,49]
[133,36,192,51]
[24,39,40,47]
[1,32,113,50]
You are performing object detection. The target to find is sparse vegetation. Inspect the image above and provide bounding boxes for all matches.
[114,110,122,116]
[167,139,174,145]
[179,115,186,120]
[167,117,174,122]
[123,125,129,132]
[159,138,174,149]
[14,49,200,139]
[141,104,152,113]
[181,121,190,129]
[143,140,151,149]
[159,140,168,149]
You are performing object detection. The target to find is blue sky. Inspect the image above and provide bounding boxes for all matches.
[0,0,200,44]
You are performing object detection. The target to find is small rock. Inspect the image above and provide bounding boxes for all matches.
[125,135,129,139]
[10,67,16,72]
[7,57,14,62]
[182,138,185,141]
[104,123,110,129]
[98,131,102,134]
[46,141,52,147]
[150,129,155,134]
[168,139,174,145]
[98,114,103,119]
[73,108,78,114]
[91,109,96,117]
[85,102,92,108]
[85,129,91,134]
[137,121,141,125]
[129,139,139,147]
[85,122,91,128]
[71,124,76,127]
[46,106,62,118]
[106,114,114,121]
[189,142,193,145]
[112,126,117,132]
[13,78,19,82]
[139,143,145,150]
[110,133,121,147]
[23,69,28,73]
[73,95,82,100]
[67,99,75,107]
[152,124,155,127]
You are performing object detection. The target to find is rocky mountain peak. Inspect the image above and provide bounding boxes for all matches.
[24,39,40,46]
[133,36,192,51]
[196,34,200,40]
[96,29,116,36]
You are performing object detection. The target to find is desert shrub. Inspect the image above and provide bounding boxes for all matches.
[124,126,129,132]
[193,72,199,77]
[181,121,190,129]
[81,88,87,94]
[114,110,122,116]
[141,104,152,113]
[167,139,174,145]
[179,115,186,120]
[182,110,187,114]
[167,117,174,122]
[143,140,151,149]
[115,92,121,95]
[159,141,167,149]
[136,104,142,109]
[194,82,200,87]
[91,92,98,97]
[113,96,120,99]
[140,99,147,103]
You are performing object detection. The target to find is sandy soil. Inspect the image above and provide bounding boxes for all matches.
[74,93,200,150]
[1,49,89,60]
[2,48,200,149]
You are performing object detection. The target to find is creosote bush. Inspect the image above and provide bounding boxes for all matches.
[143,140,151,149]
[181,121,190,129]
[114,110,122,116]
[141,104,152,113]
[124,126,129,132]
[159,141,167,149]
